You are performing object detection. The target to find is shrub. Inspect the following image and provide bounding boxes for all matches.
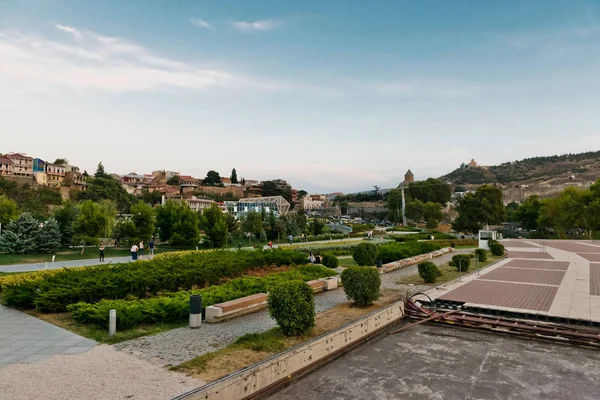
[268,280,315,336]
[352,243,378,266]
[449,254,471,271]
[341,266,381,307]
[377,242,441,264]
[67,265,334,330]
[321,254,339,269]
[474,248,487,262]
[488,240,505,256]
[2,248,308,312]
[418,262,440,284]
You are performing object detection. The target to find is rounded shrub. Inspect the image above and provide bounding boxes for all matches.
[474,248,487,262]
[488,240,505,257]
[341,266,381,307]
[418,261,440,284]
[322,254,339,269]
[268,280,315,336]
[449,254,471,271]
[352,242,379,266]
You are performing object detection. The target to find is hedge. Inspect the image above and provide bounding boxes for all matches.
[67,265,334,330]
[377,242,441,264]
[321,254,339,269]
[449,254,471,271]
[341,267,381,307]
[268,280,315,336]
[352,243,379,266]
[474,248,487,262]
[488,240,505,256]
[418,261,441,283]
[292,239,388,256]
[2,248,308,312]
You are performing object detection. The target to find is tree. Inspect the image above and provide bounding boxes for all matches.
[453,185,505,234]
[422,202,444,229]
[0,195,19,226]
[139,189,163,206]
[203,170,222,186]
[37,218,62,254]
[79,163,134,213]
[512,196,542,230]
[52,201,78,247]
[155,200,200,245]
[408,178,452,206]
[53,158,68,165]
[262,180,293,203]
[130,201,156,243]
[405,200,424,223]
[166,175,180,186]
[352,242,379,266]
[386,189,403,223]
[0,212,40,254]
[341,267,381,307]
[95,162,108,178]
[230,168,238,184]
[268,280,315,336]
[200,204,228,248]
[112,219,137,246]
[504,201,520,222]
[156,200,177,242]
[241,210,264,243]
[73,200,107,253]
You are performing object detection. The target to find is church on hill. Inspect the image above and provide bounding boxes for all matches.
[400,168,414,187]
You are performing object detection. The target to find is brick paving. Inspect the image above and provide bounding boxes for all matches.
[577,253,600,262]
[591,263,600,296]
[479,267,566,286]
[506,251,554,259]
[502,259,570,271]
[501,240,540,248]
[543,241,600,253]
[438,280,558,311]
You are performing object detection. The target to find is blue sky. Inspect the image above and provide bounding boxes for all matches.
[1,0,599,193]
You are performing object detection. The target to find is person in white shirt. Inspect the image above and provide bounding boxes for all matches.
[131,244,139,260]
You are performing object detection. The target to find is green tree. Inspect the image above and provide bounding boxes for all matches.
[453,185,505,234]
[53,158,68,165]
[200,204,228,248]
[0,195,19,226]
[203,170,222,186]
[408,178,452,206]
[230,168,238,184]
[156,200,177,242]
[37,217,62,254]
[262,180,293,203]
[241,210,264,243]
[341,267,381,307]
[268,280,315,336]
[166,175,180,186]
[422,202,443,229]
[386,189,403,223]
[95,162,108,178]
[0,212,40,254]
[170,204,200,246]
[512,195,542,230]
[52,201,78,247]
[98,199,118,238]
[79,163,134,213]
[112,219,137,246]
[73,200,107,253]
[130,201,156,243]
[139,189,163,206]
[405,200,424,223]
[504,201,520,222]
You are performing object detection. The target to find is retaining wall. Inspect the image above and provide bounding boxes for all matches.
[175,300,404,400]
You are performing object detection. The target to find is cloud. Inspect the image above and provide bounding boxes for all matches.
[232,19,283,32]
[190,18,213,31]
[0,24,295,93]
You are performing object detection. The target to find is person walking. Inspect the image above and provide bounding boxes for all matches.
[148,239,155,256]
[288,234,293,245]
[99,244,105,262]
[139,241,144,258]
[131,243,138,260]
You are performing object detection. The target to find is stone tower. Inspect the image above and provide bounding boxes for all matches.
[404,168,414,184]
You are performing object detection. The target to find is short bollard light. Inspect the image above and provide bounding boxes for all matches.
[189,294,202,328]
[109,309,117,336]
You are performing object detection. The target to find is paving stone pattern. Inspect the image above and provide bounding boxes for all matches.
[0,305,96,369]
[591,263,600,296]
[578,253,600,262]
[503,259,570,271]
[479,267,566,286]
[506,251,554,260]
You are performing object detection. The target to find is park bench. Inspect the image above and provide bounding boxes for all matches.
[205,293,268,323]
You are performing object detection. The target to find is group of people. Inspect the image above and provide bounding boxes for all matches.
[308,252,321,264]
[97,239,156,262]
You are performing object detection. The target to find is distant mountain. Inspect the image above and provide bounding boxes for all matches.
[441,150,600,186]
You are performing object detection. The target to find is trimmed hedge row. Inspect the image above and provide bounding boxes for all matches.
[293,239,389,256]
[67,265,335,330]
[2,248,308,312]
[377,242,441,264]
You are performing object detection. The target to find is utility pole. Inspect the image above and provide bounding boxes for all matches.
[400,184,407,226]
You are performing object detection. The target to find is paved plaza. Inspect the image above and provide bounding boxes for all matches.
[432,239,600,322]
[0,305,96,369]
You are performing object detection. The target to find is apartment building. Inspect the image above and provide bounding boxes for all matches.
[6,153,33,177]
[45,163,66,187]
[0,156,14,176]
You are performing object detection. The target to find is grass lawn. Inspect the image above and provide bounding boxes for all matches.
[26,310,186,344]
[396,254,504,286]
[0,245,189,266]
[171,289,402,378]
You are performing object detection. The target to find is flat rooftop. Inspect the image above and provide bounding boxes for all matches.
[270,324,600,400]
[431,239,600,322]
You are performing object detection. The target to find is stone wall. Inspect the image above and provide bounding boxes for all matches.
[195,185,244,198]
[502,181,594,204]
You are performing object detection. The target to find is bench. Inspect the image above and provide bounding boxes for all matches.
[205,293,268,323]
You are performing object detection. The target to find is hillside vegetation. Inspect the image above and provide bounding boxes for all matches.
[442,150,600,185]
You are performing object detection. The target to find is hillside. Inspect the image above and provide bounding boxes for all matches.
[442,150,600,186]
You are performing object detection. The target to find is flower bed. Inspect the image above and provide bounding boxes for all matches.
[68,265,337,330]
[1,248,307,312]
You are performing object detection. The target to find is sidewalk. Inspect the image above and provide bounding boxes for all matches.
[0,237,369,273]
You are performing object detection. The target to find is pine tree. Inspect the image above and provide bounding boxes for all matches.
[230,168,238,184]
[37,217,62,254]
[0,212,41,254]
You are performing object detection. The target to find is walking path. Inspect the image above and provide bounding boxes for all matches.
[115,249,469,366]
[0,237,369,273]
[0,305,96,369]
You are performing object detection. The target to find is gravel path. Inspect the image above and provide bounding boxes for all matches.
[0,345,204,400]
[115,249,472,367]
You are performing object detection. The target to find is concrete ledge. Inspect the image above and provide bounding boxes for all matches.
[206,293,268,323]
[379,247,454,274]
[175,300,404,400]
[307,279,327,293]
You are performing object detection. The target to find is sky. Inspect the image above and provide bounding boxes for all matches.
[1,0,599,193]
